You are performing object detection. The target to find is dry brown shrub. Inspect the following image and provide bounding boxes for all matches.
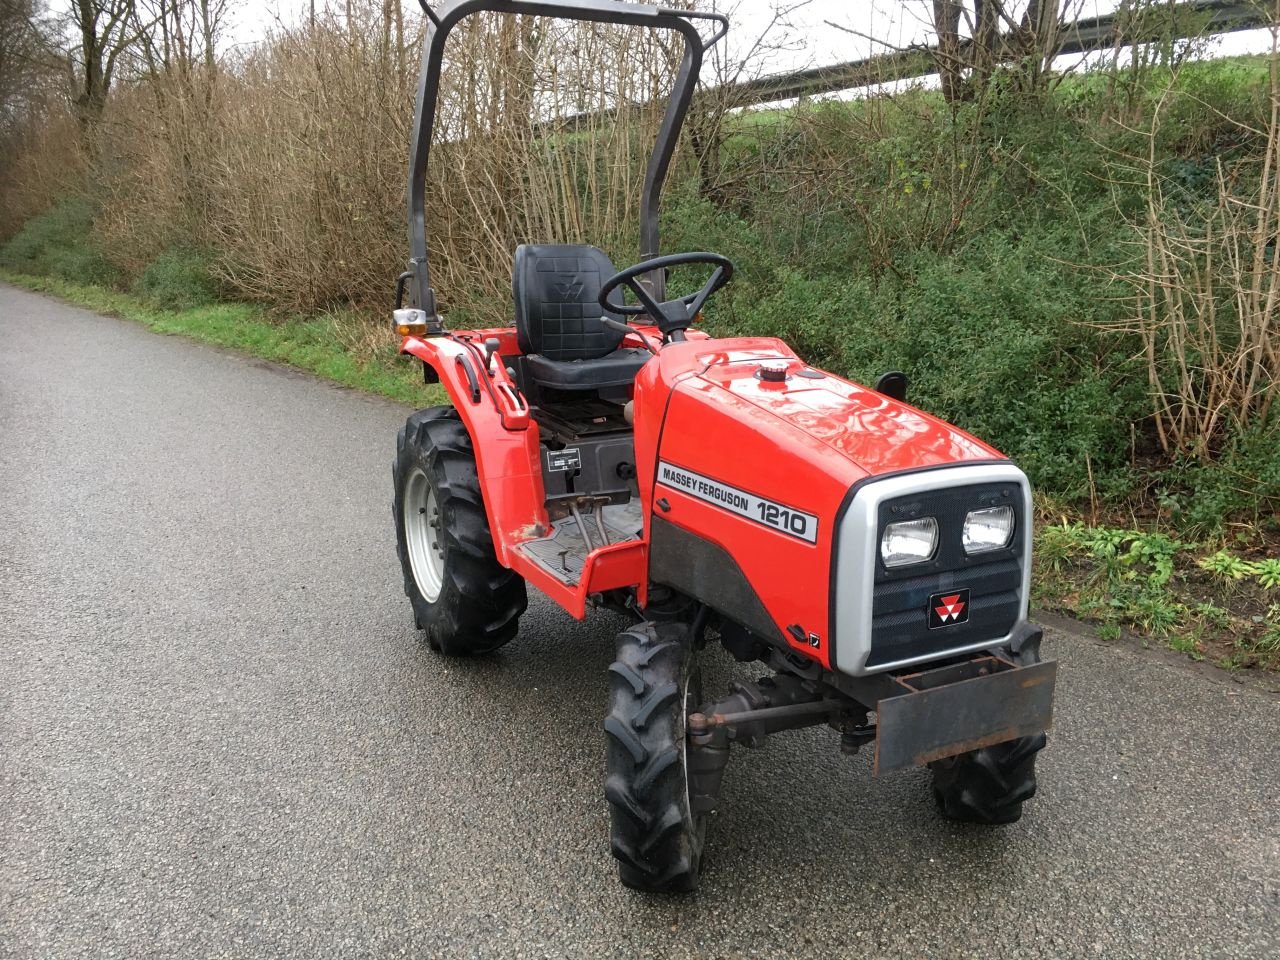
[91,78,217,273]
[192,5,414,310]
[1112,30,1280,461]
[64,0,683,321]
[0,99,88,240]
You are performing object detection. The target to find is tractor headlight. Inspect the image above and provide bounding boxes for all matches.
[880,517,938,568]
[963,505,1015,554]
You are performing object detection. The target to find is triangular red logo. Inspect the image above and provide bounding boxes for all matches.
[928,588,971,628]
[934,594,966,622]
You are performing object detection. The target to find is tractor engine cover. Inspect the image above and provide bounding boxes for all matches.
[635,337,1031,677]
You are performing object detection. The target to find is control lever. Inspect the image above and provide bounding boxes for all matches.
[601,318,658,356]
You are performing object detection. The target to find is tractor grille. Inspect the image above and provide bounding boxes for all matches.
[866,481,1026,669]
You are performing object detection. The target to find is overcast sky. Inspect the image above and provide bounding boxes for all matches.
[45,0,1274,80]
[213,0,907,65]
[224,1,1271,61]
[217,1,1086,61]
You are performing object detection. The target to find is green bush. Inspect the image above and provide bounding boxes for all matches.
[0,197,121,286]
[132,248,220,309]
[723,240,1144,501]
[1164,420,1280,534]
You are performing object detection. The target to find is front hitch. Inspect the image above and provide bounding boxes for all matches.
[685,635,1056,811]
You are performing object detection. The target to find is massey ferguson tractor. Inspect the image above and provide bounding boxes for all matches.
[390,0,1056,892]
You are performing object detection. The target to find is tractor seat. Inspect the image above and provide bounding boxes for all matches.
[513,243,651,391]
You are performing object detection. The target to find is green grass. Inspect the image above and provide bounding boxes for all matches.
[0,270,446,407]
[131,247,221,309]
[0,197,121,286]
[1032,520,1279,669]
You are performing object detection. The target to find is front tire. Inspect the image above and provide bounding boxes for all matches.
[393,407,526,655]
[604,622,705,892]
[929,643,1048,824]
[929,733,1047,824]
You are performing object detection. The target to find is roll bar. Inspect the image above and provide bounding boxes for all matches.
[406,0,728,327]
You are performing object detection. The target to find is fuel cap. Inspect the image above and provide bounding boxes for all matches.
[757,360,790,382]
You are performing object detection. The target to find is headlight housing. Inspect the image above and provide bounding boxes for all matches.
[963,505,1015,554]
[880,517,938,568]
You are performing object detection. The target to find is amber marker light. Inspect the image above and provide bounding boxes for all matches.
[392,308,429,337]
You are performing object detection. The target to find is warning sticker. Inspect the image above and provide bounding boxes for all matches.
[657,461,818,543]
[547,448,582,472]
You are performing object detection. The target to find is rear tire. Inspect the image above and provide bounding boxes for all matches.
[605,621,705,892]
[929,644,1048,824]
[393,407,526,655]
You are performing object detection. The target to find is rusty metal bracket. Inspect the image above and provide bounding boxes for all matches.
[874,656,1057,775]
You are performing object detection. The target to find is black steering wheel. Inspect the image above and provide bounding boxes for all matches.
[598,252,735,343]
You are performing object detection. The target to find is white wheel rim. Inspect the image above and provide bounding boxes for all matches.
[682,661,700,828]
[404,467,444,602]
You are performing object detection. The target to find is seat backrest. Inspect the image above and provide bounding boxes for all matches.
[513,243,623,361]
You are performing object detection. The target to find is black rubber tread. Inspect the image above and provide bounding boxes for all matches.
[930,732,1047,824]
[929,640,1048,825]
[605,621,704,893]
[392,406,526,655]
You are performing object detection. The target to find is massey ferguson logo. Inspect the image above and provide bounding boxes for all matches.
[928,589,970,629]
[552,276,584,300]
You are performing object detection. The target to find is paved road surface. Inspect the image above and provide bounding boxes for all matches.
[1,284,1277,959]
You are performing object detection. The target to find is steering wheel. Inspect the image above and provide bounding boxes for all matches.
[598,252,735,343]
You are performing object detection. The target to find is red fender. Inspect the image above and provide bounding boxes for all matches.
[398,325,712,619]
[399,334,546,567]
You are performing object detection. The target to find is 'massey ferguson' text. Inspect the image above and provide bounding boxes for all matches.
[657,461,818,543]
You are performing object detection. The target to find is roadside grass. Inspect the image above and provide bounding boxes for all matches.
[4,268,1275,673]
[1032,514,1280,671]
[1,270,445,407]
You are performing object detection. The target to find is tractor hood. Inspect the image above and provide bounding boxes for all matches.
[677,339,1001,480]
[642,336,1013,675]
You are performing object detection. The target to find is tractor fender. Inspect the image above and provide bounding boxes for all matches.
[399,336,546,566]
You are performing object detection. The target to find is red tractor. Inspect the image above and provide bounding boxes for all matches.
[391,0,1056,893]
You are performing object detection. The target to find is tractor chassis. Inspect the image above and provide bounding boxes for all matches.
[685,622,1056,813]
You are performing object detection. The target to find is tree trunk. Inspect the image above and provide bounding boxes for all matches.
[971,0,1002,95]
[74,0,108,129]
[933,0,964,104]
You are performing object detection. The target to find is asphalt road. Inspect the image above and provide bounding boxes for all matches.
[1,283,1277,960]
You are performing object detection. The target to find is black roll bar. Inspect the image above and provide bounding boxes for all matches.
[406,0,728,326]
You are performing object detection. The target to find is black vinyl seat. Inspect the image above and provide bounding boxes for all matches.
[513,243,651,391]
